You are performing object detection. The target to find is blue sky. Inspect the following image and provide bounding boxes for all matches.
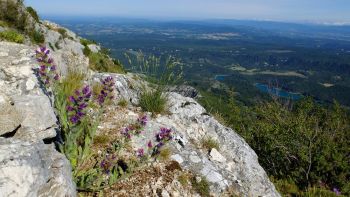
[25,0,350,23]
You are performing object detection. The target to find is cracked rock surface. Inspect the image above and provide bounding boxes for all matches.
[0,41,76,197]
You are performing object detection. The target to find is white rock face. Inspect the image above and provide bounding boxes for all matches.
[0,41,76,196]
[0,138,76,197]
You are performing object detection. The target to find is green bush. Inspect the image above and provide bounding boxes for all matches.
[191,176,210,197]
[0,30,24,43]
[0,0,27,31]
[83,45,92,56]
[117,99,128,108]
[80,38,96,46]
[139,89,167,114]
[57,28,67,38]
[26,6,39,22]
[0,20,8,27]
[222,97,350,195]
[30,30,45,44]
[88,52,125,73]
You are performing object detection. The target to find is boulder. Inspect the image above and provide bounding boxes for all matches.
[0,138,76,197]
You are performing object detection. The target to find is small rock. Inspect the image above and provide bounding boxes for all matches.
[0,52,8,57]
[25,78,36,90]
[171,154,184,164]
[189,155,201,163]
[161,190,170,197]
[209,148,227,163]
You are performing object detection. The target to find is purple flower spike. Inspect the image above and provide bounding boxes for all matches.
[136,148,144,157]
[54,74,59,81]
[138,115,148,126]
[96,76,115,106]
[68,96,75,103]
[70,115,79,124]
[50,65,56,71]
[147,141,153,148]
[66,106,74,111]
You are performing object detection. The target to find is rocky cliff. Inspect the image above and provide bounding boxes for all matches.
[0,2,280,197]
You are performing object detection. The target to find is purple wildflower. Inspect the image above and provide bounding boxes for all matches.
[136,148,144,157]
[66,86,91,124]
[54,74,59,81]
[66,106,74,111]
[147,140,153,148]
[156,128,173,142]
[333,188,341,196]
[97,76,115,106]
[100,154,116,174]
[137,115,148,126]
[35,47,60,87]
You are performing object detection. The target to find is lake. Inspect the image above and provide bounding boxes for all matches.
[255,83,303,100]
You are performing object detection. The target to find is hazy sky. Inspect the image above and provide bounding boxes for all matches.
[25,0,350,23]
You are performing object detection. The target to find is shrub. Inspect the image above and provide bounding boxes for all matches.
[88,52,125,73]
[178,172,191,186]
[30,30,45,44]
[191,176,210,197]
[57,28,68,38]
[0,30,24,43]
[139,89,166,114]
[201,137,219,151]
[0,0,27,31]
[83,45,91,56]
[227,97,350,195]
[0,20,8,27]
[94,135,110,145]
[80,38,96,46]
[117,99,128,108]
[158,147,171,161]
[26,7,39,22]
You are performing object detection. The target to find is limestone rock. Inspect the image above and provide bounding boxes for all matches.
[168,85,201,99]
[210,148,227,163]
[88,44,101,53]
[0,102,22,136]
[0,138,76,197]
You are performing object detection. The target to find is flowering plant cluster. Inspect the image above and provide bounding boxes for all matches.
[135,127,173,158]
[97,76,115,105]
[66,86,92,124]
[152,127,173,154]
[121,115,173,158]
[100,154,117,174]
[35,47,59,86]
[121,115,148,139]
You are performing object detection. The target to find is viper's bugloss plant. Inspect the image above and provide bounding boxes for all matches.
[66,85,92,124]
[100,154,117,174]
[34,48,125,191]
[35,47,60,87]
[97,76,115,105]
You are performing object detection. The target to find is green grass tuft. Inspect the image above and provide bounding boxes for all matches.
[191,176,210,197]
[117,99,128,108]
[30,30,45,44]
[0,30,24,43]
[139,89,167,114]
[60,69,85,97]
[201,137,219,151]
